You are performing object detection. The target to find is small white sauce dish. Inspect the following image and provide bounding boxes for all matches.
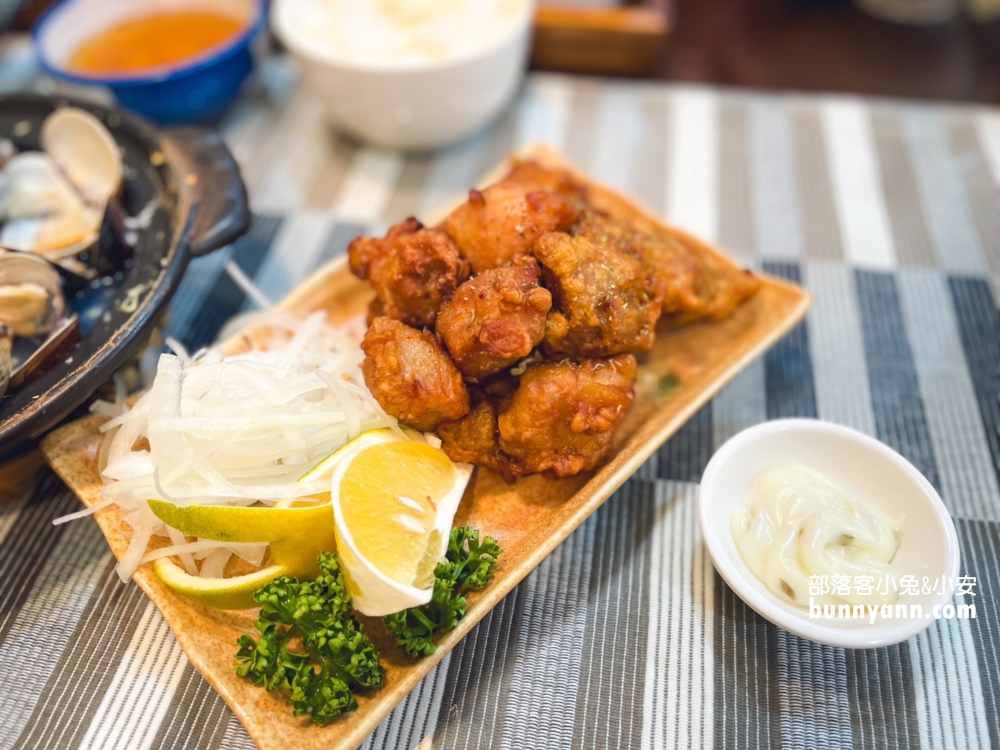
[271,0,534,150]
[698,419,960,649]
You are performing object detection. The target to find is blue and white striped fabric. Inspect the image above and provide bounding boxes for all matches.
[2,59,1000,750]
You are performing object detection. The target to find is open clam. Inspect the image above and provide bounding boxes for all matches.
[0,107,122,261]
[0,251,79,400]
[0,251,66,337]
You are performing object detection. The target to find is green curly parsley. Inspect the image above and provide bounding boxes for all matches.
[234,552,383,724]
[383,527,502,658]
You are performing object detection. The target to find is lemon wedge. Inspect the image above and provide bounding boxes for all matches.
[330,429,472,616]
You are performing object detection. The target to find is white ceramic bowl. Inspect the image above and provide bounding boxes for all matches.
[271,0,534,150]
[699,419,960,649]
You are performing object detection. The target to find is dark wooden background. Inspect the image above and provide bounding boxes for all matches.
[655,0,1000,103]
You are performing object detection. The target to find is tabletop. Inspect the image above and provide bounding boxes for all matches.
[1,35,1000,750]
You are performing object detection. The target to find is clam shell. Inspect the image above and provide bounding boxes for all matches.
[0,206,101,259]
[0,324,11,399]
[0,251,66,336]
[0,151,84,220]
[0,108,123,259]
[40,108,122,208]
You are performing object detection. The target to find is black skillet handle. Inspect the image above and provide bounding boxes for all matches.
[161,127,251,257]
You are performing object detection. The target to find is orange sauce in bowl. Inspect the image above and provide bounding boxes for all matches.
[67,11,245,75]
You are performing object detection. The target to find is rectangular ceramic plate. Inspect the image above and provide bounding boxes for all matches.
[41,146,810,750]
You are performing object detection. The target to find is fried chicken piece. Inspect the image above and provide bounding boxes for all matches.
[442,182,578,273]
[366,297,385,326]
[361,318,469,431]
[502,159,589,201]
[497,355,637,477]
[640,233,761,326]
[438,397,522,483]
[570,210,649,259]
[534,230,662,358]
[348,218,469,328]
[572,211,759,325]
[435,256,552,379]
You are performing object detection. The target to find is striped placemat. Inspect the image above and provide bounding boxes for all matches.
[1,50,999,750]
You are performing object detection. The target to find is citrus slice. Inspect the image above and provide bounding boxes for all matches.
[147,490,338,610]
[152,559,285,611]
[330,429,472,616]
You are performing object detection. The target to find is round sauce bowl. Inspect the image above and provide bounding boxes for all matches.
[34,0,267,125]
[699,418,961,649]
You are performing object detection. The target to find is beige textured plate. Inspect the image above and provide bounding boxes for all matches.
[40,146,810,750]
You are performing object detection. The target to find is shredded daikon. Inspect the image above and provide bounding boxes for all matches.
[56,310,398,583]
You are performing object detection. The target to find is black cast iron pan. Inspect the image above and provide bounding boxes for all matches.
[0,93,250,457]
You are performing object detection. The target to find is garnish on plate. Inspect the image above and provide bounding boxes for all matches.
[66,311,401,595]
[235,552,383,725]
[383,526,502,657]
[329,428,473,617]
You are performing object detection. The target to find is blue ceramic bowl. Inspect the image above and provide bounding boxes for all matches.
[33,0,267,125]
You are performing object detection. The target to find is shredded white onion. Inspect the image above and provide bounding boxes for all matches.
[74,310,399,582]
[139,539,264,564]
[197,548,232,578]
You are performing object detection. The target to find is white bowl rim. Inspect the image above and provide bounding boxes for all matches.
[271,0,534,74]
[698,418,961,650]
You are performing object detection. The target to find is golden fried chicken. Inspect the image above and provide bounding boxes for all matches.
[571,211,759,325]
[442,182,578,273]
[366,297,385,326]
[348,218,469,328]
[533,230,662,358]
[503,159,589,201]
[640,233,761,326]
[438,397,522,483]
[435,256,552,380]
[497,355,637,477]
[361,317,469,431]
[570,212,760,325]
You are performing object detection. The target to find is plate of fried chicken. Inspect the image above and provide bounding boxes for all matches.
[41,144,809,750]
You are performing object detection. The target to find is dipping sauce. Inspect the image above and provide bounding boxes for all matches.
[731,463,902,609]
[281,0,526,67]
[67,11,245,76]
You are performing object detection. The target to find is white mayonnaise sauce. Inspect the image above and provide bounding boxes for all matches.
[731,463,902,608]
[281,0,527,67]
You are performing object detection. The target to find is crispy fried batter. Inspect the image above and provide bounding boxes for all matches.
[503,159,589,201]
[442,182,578,273]
[641,233,761,325]
[366,297,385,326]
[348,218,468,328]
[497,354,637,477]
[361,317,469,431]
[435,256,552,379]
[534,229,662,357]
[572,211,759,325]
[438,397,522,483]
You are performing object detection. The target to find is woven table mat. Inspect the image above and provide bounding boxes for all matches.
[2,50,999,749]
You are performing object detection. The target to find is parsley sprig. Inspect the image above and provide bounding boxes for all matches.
[383,527,502,657]
[234,553,383,724]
